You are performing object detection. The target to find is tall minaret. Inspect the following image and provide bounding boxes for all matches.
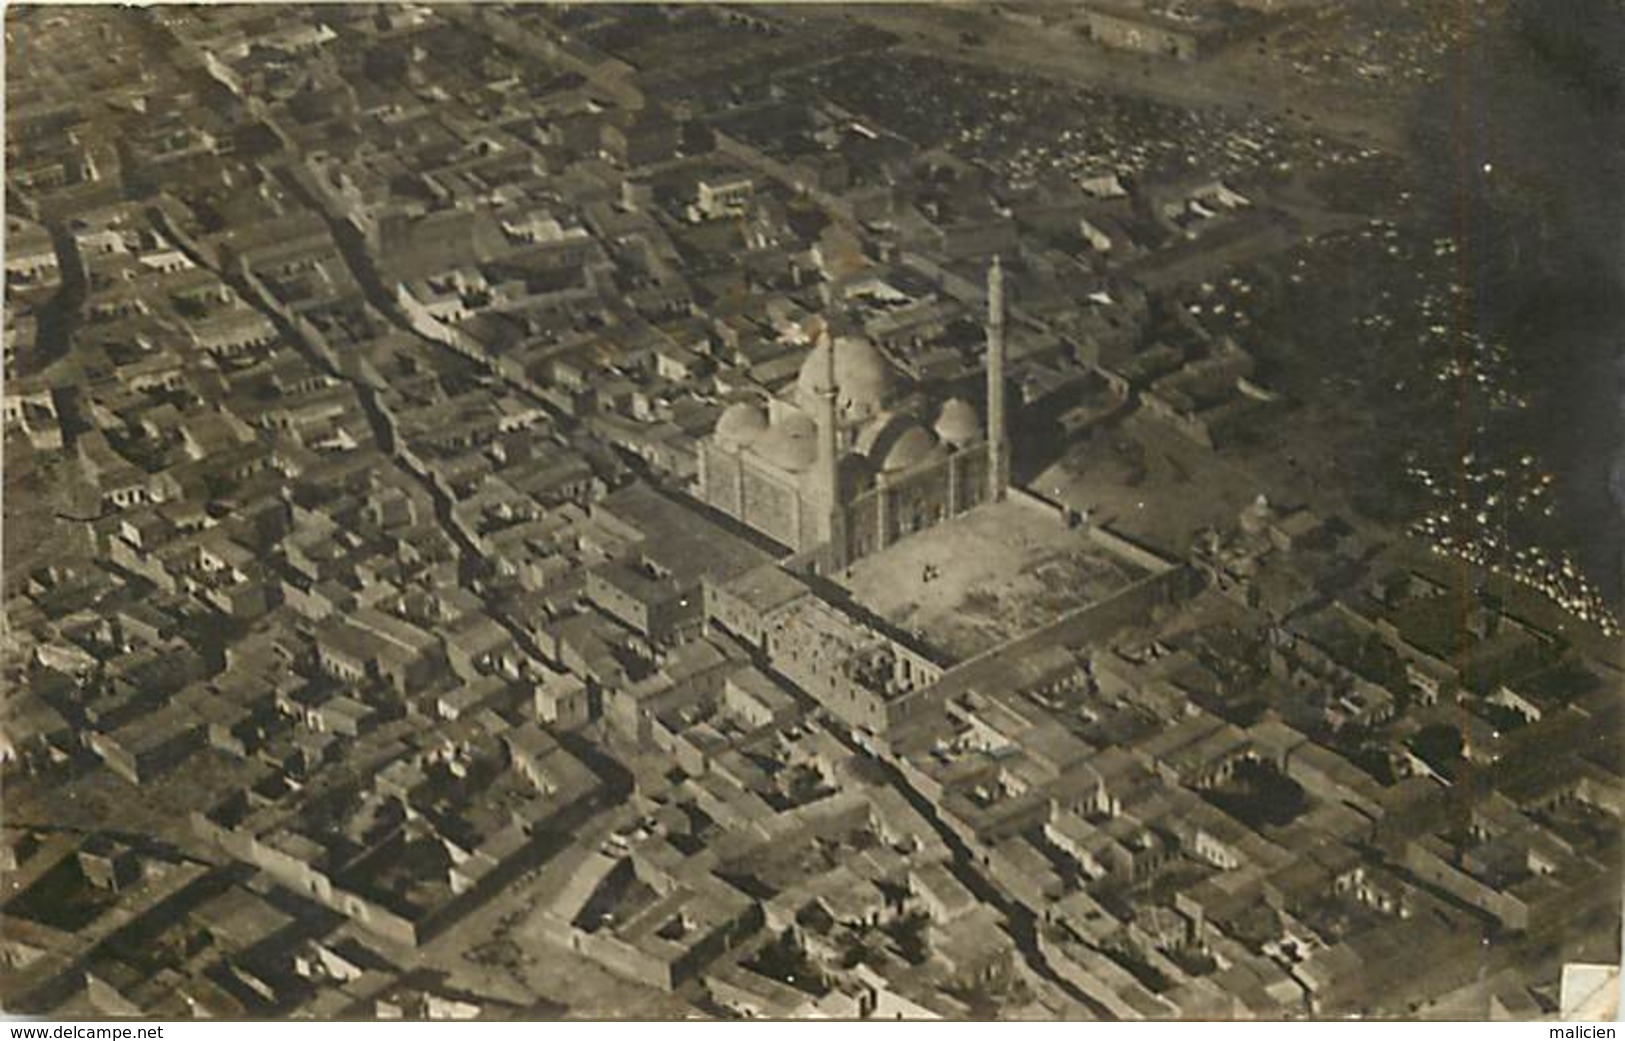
[814,330,845,567]
[986,256,1009,503]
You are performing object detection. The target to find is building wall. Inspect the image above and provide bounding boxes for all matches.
[698,350,1014,574]
[849,447,987,563]
[763,597,947,738]
[705,435,993,566]
[700,442,825,554]
[704,580,808,652]
[537,684,592,729]
[570,901,762,992]
[584,567,700,643]
[700,444,743,516]
[1401,841,1529,930]
[741,464,803,549]
[881,680,952,739]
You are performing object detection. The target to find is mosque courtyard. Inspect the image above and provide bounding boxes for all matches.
[839,497,1149,662]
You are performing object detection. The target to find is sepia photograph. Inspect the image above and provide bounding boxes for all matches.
[1,0,1621,1023]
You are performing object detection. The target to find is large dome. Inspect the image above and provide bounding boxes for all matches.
[714,401,768,449]
[934,398,981,447]
[795,335,896,422]
[751,412,818,473]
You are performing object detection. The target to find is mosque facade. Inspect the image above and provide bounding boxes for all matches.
[697,260,1011,572]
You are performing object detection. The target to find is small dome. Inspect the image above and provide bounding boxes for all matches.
[881,425,944,473]
[853,411,905,458]
[752,412,818,473]
[934,398,980,447]
[795,335,896,422]
[714,401,768,449]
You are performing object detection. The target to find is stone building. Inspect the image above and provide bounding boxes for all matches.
[697,259,1011,572]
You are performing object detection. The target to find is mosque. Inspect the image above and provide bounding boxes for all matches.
[697,259,1011,573]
